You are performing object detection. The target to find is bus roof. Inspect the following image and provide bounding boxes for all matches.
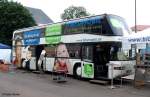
[13,14,124,34]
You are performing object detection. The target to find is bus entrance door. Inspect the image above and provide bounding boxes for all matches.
[35,45,44,71]
[93,44,109,78]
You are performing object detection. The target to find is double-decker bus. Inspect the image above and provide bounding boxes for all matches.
[12,14,133,79]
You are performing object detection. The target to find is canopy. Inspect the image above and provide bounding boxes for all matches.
[124,28,150,44]
[0,43,11,63]
[0,43,11,49]
[122,29,150,50]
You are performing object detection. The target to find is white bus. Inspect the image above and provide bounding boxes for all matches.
[12,14,134,79]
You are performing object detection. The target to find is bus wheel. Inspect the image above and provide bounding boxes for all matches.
[73,63,81,79]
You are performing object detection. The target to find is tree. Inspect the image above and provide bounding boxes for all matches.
[61,6,90,20]
[0,0,36,45]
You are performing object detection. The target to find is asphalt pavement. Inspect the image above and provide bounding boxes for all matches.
[0,70,150,97]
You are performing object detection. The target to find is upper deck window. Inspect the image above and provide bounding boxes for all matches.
[62,16,102,34]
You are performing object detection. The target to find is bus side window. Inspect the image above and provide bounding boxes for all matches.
[45,45,56,57]
[110,46,118,60]
[69,51,75,57]
[67,44,81,59]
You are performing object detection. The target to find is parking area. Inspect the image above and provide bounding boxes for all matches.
[0,70,150,97]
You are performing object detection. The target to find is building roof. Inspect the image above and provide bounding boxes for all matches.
[26,7,53,25]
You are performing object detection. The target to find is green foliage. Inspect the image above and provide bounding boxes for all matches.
[61,5,90,20]
[0,0,36,45]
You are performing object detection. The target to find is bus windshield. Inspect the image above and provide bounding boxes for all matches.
[108,15,131,36]
[110,46,128,61]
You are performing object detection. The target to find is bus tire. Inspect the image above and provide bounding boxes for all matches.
[73,63,81,79]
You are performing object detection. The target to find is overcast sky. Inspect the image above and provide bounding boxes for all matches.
[13,0,150,27]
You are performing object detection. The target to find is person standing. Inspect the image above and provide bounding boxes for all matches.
[38,49,46,73]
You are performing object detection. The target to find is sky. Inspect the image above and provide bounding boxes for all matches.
[13,0,150,27]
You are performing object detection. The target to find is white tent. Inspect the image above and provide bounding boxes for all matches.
[122,28,150,50]
[0,43,11,63]
[125,28,150,44]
